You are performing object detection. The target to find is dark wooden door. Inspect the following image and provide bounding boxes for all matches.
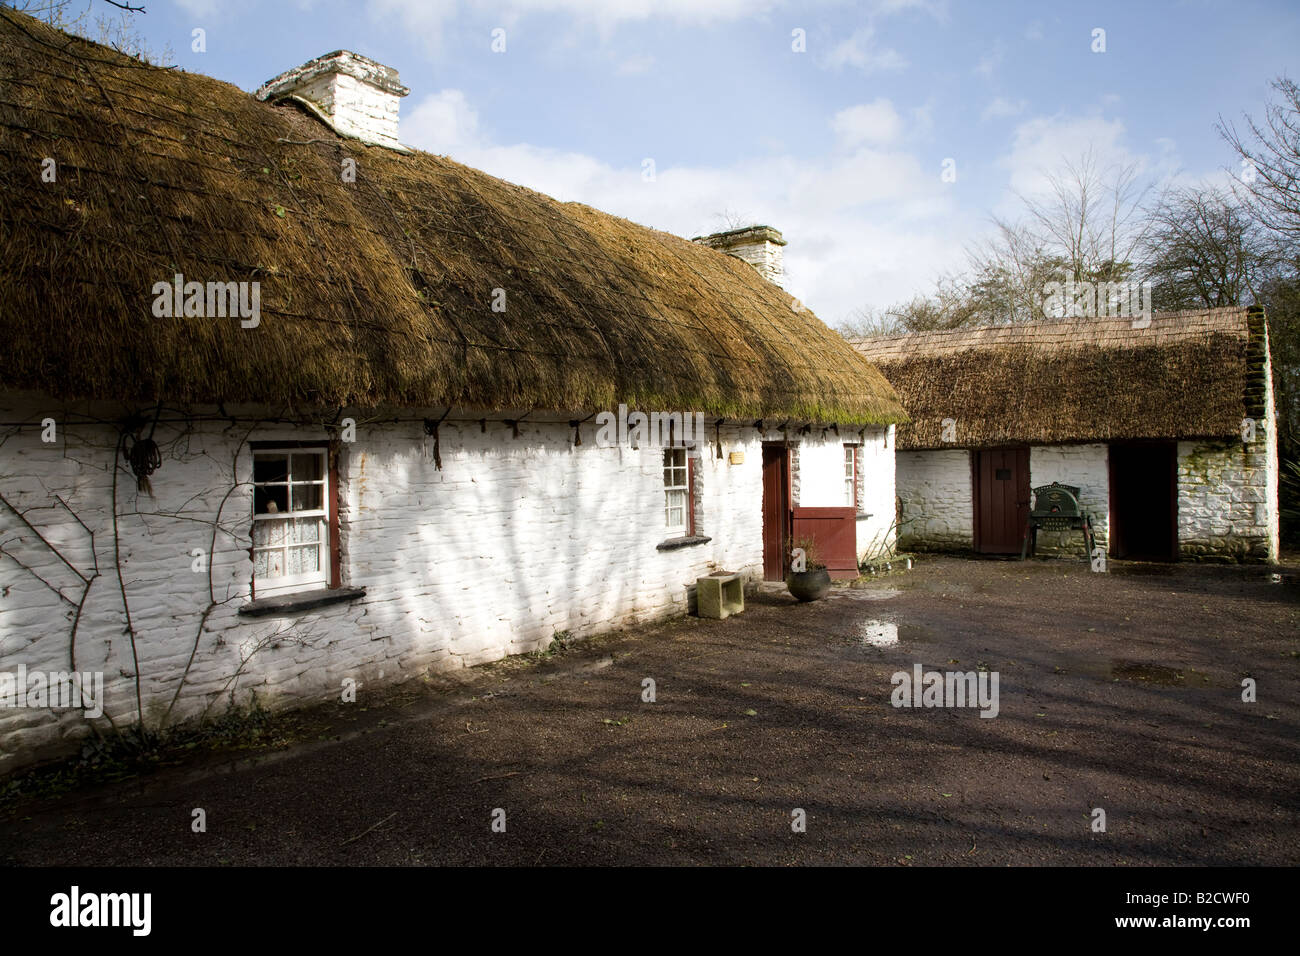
[974,447,1030,554]
[1109,442,1177,561]
[761,444,790,580]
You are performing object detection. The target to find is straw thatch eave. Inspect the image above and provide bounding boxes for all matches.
[851,307,1263,450]
[0,10,906,427]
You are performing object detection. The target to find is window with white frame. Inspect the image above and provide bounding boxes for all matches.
[663,447,691,537]
[252,448,331,597]
[844,445,858,509]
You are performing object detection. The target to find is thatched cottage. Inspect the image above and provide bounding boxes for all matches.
[0,12,906,770]
[853,308,1279,563]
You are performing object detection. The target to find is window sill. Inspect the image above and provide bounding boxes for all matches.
[656,535,712,552]
[239,586,367,617]
[855,512,873,520]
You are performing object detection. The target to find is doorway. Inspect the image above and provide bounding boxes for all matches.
[1109,442,1177,561]
[973,446,1030,554]
[761,443,791,580]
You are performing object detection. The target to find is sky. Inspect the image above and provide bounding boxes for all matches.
[58,0,1300,325]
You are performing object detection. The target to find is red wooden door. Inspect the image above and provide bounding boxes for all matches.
[761,444,790,580]
[791,506,858,579]
[974,447,1030,554]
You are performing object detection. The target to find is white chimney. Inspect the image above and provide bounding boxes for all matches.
[256,51,410,152]
[693,225,787,287]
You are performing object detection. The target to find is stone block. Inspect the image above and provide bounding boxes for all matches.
[696,573,744,620]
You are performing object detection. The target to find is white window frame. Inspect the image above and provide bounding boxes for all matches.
[844,445,858,509]
[251,447,331,598]
[663,446,690,537]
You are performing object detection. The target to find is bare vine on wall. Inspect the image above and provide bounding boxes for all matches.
[0,404,328,744]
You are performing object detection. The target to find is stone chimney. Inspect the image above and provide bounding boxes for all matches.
[256,51,410,152]
[693,225,787,287]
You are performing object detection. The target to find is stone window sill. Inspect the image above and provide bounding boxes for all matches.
[855,512,873,520]
[656,535,712,552]
[239,586,367,617]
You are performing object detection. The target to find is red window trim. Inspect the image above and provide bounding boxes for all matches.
[687,455,696,537]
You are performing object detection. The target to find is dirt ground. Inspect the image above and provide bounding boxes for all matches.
[2,555,1297,866]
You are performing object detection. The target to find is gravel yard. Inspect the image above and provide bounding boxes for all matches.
[2,555,1297,866]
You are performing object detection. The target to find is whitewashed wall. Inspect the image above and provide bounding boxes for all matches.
[3,396,877,772]
[1028,444,1109,556]
[856,427,897,562]
[1177,441,1276,561]
[786,427,895,562]
[896,449,972,551]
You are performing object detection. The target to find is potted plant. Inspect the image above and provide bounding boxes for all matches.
[786,536,831,602]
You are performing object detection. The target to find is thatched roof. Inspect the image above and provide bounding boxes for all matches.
[0,10,905,425]
[852,307,1267,449]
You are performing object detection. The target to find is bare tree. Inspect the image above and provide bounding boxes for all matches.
[1141,184,1269,311]
[1010,148,1151,286]
[1220,76,1300,247]
[7,0,172,64]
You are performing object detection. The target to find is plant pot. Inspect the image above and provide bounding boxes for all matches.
[785,568,831,602]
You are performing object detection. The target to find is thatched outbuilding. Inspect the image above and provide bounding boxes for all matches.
[0,10,903,772]
[853,307,1279,562]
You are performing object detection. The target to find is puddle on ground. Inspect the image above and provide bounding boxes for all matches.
[1107,563,1177,577]
[836,587,903,601]
[857,619,933,647]
[1110,660,1185,685]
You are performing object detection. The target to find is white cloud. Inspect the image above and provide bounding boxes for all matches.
[974,43,1002,78]
[980,97,1026,121]
[398,88,970,320]
[998,113,1144,199]
[615,54,656,75]
[371,0,783,38]
[403,89,483,153]
[823,26,907,73]
[831,99,903,147]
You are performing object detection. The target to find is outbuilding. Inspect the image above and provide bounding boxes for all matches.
[853,308,1279,563]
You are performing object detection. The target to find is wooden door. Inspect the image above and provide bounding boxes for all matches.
[761,444,790,580]
[974,447,1030,554]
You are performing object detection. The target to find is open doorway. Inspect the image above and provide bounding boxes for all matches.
[1109,442,1177,561]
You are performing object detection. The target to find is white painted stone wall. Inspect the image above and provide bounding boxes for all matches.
[1177,441,1276,561]
[721,239,784,287]
[256,52,407,150]
[328,73,403,148]
[783,427,894,563]
[2,396,865,772]
[856,427,897,562]
[895,449,972,551]
[1028,444,1109,556]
